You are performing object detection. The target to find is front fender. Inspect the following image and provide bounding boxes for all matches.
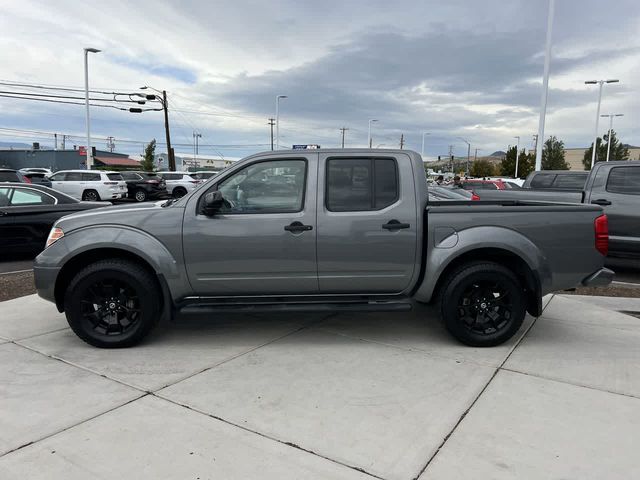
[413,225,551,303]
[36,225,191,302]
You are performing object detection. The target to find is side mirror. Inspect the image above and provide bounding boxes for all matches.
[202,191,224,216]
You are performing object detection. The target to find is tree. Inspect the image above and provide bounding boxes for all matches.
[582,130,629,170]
[470,159,499,177]
[140,139,156,172]
[542,136,569,170]
[500,146,535,178]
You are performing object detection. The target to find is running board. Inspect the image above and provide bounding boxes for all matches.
[178,300,413,315]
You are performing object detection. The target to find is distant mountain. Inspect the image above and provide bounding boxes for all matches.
[489,150,506,157]
[0,141,33,149]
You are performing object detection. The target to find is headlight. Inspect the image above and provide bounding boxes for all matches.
[46,227,64,248]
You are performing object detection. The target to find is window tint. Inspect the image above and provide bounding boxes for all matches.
[0,187,10,206]
[82,173,101,181]
[552,174,588,189]
[50,172,66,181]
[107,173,123,181]
[161,173,182,180]
[0,171,20,182]
[66,172,83,181]
[217,160,306,213]
[606,167,640,195]
[120,172,138,180]
[326,158,399,211]
[530,173,556,188]
[10,188,55,206]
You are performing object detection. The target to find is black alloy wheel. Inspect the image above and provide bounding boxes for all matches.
[440,262,526,347]
[64,259,160,348]
[82,190,100,201]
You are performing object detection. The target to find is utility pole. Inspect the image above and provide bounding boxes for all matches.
[54,133,58,151]
[340,127,348,148]
[514,135,520,177]
[268,118,275,151]
[448,145,454,172]
[107,136,115,152]
[62,135,67,150]
[399,133,404,149]
[160,90,176,171]
[193,131,202,162]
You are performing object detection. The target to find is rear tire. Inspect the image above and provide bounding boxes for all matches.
[173,187,187,199]
[439,262,526,347]
[134,189,148,202]
[82,190,100,201]
[63,259,160,348]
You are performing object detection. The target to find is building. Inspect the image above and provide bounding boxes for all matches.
[564,147,640,170]
[0,146,138,171]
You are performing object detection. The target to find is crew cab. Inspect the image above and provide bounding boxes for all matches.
[34,149,613,348]
[478,161,640,258]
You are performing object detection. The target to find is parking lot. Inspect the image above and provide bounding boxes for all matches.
[1,293,639,479]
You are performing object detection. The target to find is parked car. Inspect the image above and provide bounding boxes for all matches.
[120,171,168,202]
[158,171,201,198]
[0,183,108,254]
[21,172,52,188]
[35,149,612,349]
[429,185,479,201]
[461,179,508,191]
[0,168,30,183]
[522,170,589,191]
[48,170,127,201]
[476,161,640,258]
[192,170,222,181]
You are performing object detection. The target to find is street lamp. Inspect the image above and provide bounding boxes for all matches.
[140,86,176,171]
[421,132,430,159]
[600,113,624,162]
[457,137,471,175]
[368,119,378,148]
[534,0,555,172]
[275,95,287,150]
[514,136,520,177]
[586,79,619,168]
[83,47,101,169]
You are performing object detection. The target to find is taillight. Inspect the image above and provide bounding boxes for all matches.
[594,214,608,256]
[471,193,480,201]
[23,176,32,184]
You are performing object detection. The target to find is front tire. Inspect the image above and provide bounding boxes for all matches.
[64,259,160,348]
[440,262,526,347]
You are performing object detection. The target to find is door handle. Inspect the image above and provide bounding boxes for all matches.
[284,221,313,233]
[382,220,410,230]
[591,199,612,206]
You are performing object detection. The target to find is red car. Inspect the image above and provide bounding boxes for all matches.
[461,179,508,191]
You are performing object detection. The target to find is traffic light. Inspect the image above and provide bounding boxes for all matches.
[438,155,441,161]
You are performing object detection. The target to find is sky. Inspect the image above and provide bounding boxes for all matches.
[1,0,639,161]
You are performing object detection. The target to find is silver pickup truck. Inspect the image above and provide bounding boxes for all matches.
[34,149,613,349]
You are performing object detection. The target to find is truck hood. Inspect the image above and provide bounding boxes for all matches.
[54,201,181,232]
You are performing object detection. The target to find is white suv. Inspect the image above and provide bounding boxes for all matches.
[49,170,127,201]
[158,171,201,198]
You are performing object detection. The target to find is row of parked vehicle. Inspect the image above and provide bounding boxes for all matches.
[0,168,222,202]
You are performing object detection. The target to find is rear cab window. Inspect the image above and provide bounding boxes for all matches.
[606,166,640,195]
[552,174,588,190]
[530,173,557,188]
[326,157,399,211]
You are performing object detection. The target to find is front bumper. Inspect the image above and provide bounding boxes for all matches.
[33,265,61,307]
[581,267,615,287]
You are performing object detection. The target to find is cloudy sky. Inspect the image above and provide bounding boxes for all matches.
[1,0,639,160]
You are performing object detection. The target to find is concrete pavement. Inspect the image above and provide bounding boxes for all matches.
[0,294,639,479]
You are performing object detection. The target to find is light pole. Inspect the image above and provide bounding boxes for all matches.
[421,132,430,159]
[457,137,471,175]
[535,0,555,172]
[193,131,202,165]
[600,113,624,162]
[275,95,287,150]
[83,47,100,169]
[368,119,378,148]
[514,136,520,177]
[586,79,619,168]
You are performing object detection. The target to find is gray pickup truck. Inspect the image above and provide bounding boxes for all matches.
[478,161,640,258]
[34,149,613,349]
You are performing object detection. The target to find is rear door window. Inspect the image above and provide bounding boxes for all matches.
[606,167,640,195]
[9,188,56,206]
[326,158,399,211]
[66,172,83,181]
[530,173,556,188]
[82,173,101,181]
[0,171,19,182]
